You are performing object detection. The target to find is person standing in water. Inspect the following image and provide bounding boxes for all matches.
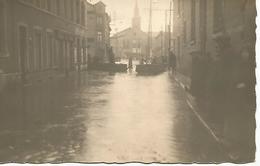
[168,50,177,74]
[128,56,133,69]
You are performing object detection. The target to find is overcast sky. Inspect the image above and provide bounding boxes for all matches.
[89,0,171,35]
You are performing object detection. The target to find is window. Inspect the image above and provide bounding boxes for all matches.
[56,0,60,16]
[76,0,80,24]
[82,40,87,64]
[132,48,137,53]
[0,2,5,55]
[53,39,59,67]
[19,26,28,73]
[97,16,103,25]
[46,32,53,68]
[178,0,181,16]
[60,0,65,16]
[70,0,74,22]
[65,0,71,20]
[173,39,176,51]
[177,36,180,57]
[213,0,224,33]
[47,0,51,11]
[97,32,102,42]
[190,0,196,42]
[58,40,65,70]
[183,21,187,43]
[64,0,68,18]
[76,39,81,64]
[35,0,41,8]
[69,42,74,70]
[81,2,85,26]
[34,30,42,71]
[40,0,47,10]
[88,38,94,42]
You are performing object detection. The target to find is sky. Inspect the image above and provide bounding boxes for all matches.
[89,0,171,35]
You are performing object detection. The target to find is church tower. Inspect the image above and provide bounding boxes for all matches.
[132,0,141,31]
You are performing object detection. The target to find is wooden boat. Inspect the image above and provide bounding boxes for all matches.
[135,64,167,75]
[89,63,128,72]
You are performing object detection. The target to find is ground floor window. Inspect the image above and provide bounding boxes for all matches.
[19,26,27,75]
[46,32,54,69]
[34,30,43,71]
[0,2,5,56]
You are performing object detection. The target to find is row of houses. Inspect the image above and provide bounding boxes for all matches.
[0,0,111,88]
[170,0,256,77]
[167,0,256,155]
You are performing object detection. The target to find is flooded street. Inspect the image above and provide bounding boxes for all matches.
[0,71,227,163]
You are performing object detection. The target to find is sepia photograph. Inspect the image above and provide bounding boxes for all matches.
[0,0,257,164]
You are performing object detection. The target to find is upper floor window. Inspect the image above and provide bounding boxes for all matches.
[76,0,80,24]
[0,2,6,56]
[183,21,187,43]
[97,32,102,42]
[97,16,103,25]
[70,0,75,22]
[64,0,68,18]
[56,0,61,16]
[177,0,181,16]
[190,0,196,42]
[40,0,47,10]
[35,0,41,8]
[213,0,224,33]
[81,2,86,26]
[47,0,52,11]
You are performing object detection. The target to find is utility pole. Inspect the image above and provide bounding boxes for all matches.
[164,10,168,57]
[147,0,153,62]
[161,30,163,58]
[168,0,173,56]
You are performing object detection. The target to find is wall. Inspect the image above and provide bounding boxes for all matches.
[0,0,89,86]
[171,0,256,78]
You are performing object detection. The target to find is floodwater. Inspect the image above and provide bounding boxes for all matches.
[0,71,227,163]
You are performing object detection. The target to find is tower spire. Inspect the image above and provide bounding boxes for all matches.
[134,0,140,18]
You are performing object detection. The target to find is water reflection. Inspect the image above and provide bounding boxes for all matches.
[0,72,226,163]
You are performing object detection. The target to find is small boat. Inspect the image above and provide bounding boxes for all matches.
[135,64,167,75]
[89,63,128,72]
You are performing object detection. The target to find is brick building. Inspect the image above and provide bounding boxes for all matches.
[87,1,111,64]
[0,0,89,86]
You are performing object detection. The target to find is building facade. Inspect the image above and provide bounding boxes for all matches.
[171,0,256,77]
[0,0,89,86]
[87,1,111,64]
[170,0,256,151]
[110,0,147,60]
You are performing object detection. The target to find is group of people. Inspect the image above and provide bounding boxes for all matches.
[190,35,255,143]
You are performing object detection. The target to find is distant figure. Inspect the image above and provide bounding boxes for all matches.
[168,50,177,74]
[128,56,133,69]
[140,58,145,65]
[108,47,115,64]
[87,53,91,69]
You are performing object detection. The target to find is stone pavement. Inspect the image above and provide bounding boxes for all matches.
[173,71,255,162]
